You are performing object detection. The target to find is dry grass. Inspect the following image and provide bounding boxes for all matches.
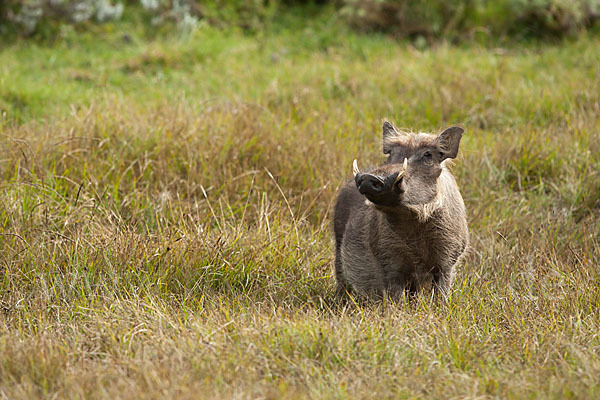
[1,24,600,398]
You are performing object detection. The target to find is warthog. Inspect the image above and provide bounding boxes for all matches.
[333,121,469,299]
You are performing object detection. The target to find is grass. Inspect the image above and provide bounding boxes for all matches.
[1,14,600,398]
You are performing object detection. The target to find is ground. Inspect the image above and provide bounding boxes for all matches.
[1,16,599,399]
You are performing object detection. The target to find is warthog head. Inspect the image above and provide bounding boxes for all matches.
[353,121,464,208]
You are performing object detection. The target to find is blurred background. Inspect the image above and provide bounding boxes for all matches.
[2,0,599,41]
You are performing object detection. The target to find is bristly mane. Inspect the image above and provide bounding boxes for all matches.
[383,130,439,154]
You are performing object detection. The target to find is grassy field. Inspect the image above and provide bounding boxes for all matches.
[1,14,600,398]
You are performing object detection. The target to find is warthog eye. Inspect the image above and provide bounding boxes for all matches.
[422,151,432,161]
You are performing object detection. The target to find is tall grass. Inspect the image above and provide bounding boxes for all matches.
[1,21,600,398]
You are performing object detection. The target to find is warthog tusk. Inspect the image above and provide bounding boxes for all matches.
[395,158,408,184]
[353,159,360,176]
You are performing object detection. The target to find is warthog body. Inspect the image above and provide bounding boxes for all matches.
[334,121,469,299]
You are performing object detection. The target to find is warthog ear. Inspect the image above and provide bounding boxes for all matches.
[382,120,398,154]
[436,126,464,160]
[382,121,397,140]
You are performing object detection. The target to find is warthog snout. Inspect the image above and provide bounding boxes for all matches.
[353,158,406,204]
[355,173,385,195]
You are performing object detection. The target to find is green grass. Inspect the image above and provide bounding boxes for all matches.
[1,15,600,398]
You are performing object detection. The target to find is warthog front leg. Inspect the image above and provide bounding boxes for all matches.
[334,248,349,296]
[432,269,453,300]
